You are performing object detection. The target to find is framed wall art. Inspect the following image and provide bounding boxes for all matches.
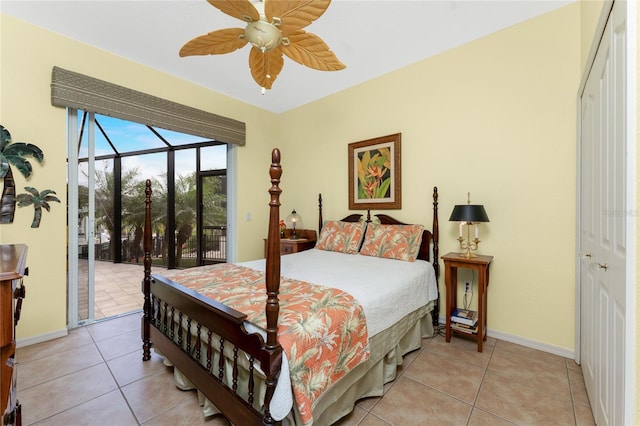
[348,133,401,210]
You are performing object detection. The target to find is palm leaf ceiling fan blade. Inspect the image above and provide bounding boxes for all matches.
[180,0,344,91]
[283,31,345,71]
[207,0,259,22]
[265,0,331,34]
[179,28,248,56]
[249,46,284,89]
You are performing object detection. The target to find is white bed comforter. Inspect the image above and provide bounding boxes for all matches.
[239,248,438,337]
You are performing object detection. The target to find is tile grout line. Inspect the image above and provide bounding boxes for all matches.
[91,331,145,425]
[565,359,581,426]
[465,341,495,425]
[353,334,441,425]
[21,340,118,426]
[468,342,519,425]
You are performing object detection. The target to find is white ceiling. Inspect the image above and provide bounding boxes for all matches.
[2,0,573,114]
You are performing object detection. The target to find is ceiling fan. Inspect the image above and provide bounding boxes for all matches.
[179,0,345,93]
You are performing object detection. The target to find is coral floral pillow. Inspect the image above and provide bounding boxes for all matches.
[315,221,366,254]
[359,223,424,262]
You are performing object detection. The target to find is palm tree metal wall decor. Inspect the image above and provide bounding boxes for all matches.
[0,125,45,224]
[16,187,60,228]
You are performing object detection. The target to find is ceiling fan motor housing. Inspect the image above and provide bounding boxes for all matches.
[244,19,282,52]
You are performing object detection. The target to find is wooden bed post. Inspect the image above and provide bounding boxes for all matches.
[432,186,439,279]
[318,193,323,234]
[431,186,440,327]
[142,179,153,361]
[263,148,283,424]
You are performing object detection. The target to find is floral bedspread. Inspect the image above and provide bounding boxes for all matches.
[160,263,370,425]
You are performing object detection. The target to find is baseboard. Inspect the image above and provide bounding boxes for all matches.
[487,328,575,359]
[439,316,575,360]
[16,328,68,348]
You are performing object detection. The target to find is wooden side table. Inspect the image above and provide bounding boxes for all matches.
[442,252,493,352]
[264,229,317,257]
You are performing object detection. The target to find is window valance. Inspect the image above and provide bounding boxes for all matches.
[50,66,246,146]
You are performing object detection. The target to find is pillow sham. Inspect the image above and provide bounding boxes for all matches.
[359,223,424,262]
[315,220,366,254]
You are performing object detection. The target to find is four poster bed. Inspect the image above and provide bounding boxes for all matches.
[141,148,440,425]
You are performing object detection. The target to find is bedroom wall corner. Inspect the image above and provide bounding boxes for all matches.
[579,0,608,70]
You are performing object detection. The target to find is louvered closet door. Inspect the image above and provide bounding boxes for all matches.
[579,2,627,425]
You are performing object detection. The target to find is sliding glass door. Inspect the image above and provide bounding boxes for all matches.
[68,111,98,326]
[67,110,232,328]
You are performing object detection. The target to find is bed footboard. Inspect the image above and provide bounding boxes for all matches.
[141,149,284,426]
[148,275,279,425]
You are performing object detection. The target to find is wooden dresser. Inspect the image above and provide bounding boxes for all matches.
[1,245,27,426]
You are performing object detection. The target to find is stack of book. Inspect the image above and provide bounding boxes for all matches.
[450,308,478,334]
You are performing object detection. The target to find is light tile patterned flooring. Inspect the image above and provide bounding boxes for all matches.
[16,310,597,425]
[78,260,165,320]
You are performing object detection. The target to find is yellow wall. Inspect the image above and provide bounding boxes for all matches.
[279,3,581,352]
[580,0,607,69]
[0,14,279,339]
[1,3,584,355]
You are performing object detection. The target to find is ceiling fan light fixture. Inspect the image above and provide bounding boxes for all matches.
[244,19,282,52]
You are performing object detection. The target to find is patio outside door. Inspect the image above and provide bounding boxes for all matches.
[68,110,100,327]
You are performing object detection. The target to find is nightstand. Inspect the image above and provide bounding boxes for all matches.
[264,229,317,257]
[441,252,493,352]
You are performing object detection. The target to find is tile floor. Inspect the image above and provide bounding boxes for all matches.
[15,312,596,426]
[78,260,165,320]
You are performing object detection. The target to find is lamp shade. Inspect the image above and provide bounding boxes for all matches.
[449,205,490,223]
[285,209,303,229]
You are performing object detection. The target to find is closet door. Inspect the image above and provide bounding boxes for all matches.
[579,2,627,425]
[579,73,597,415]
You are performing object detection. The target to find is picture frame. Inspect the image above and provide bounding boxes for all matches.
[348,133,401,210]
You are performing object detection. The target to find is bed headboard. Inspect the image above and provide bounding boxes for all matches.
[317,187,439,279]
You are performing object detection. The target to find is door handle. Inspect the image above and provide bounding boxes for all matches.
[597,262,608,271]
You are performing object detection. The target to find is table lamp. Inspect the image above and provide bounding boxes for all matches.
[449,193,489,258]
[285,209,303,240]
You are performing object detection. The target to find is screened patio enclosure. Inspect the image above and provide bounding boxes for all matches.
[72,112,228,322]
[77,112,228,269]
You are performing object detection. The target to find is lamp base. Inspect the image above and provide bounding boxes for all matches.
[289,229,301,240]
[459,251,478,259]
[457,236,481,259]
